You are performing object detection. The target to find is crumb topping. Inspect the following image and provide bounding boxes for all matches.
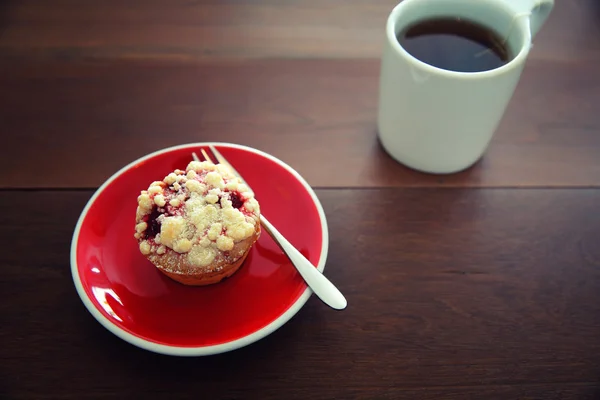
[134,161,260,270]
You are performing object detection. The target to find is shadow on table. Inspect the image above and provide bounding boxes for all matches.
[78,296,326,395]
[578,0,600,23]
[0,1,10,33]
[368,130,486,187]
[593,1,600,18]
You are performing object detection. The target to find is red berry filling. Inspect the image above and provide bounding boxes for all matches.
[145,207,162,239]
[230,192,243,209]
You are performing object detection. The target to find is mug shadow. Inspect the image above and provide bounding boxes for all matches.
[367,130,486,187]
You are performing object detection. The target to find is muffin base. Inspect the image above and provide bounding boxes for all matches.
[156,247,252,286]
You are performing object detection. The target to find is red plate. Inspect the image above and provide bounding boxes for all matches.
[70,143,328,356]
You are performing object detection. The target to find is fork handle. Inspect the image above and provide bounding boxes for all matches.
[259,215,347,310]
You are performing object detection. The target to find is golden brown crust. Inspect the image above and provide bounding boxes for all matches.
[156,244,254,286]
[148,222,260,285]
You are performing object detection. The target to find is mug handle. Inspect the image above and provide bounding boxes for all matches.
[503,0,554,38]
[529,0,554,37]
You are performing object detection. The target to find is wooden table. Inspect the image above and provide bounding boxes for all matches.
[2,1,600,399]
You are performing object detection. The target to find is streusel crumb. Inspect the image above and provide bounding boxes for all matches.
[134,160,260,273]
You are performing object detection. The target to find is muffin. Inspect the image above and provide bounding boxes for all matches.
[134,160,261,286]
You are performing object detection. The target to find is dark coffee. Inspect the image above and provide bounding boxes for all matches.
[397,17,512,73]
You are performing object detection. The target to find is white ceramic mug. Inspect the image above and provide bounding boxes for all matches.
[377,0,554,174]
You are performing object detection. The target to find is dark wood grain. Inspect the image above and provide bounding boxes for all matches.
[2,0,600,398]
[1,0,598,61]
[1,0,600,188]
[1,189,599,399]
[2,57,600,189]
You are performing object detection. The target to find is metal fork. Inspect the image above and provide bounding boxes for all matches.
[193,145,347,310]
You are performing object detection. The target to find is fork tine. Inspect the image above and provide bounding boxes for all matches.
[209,145,240,177]
[208,145,227,165]
[208,145,254,195]
[200,149,215,164]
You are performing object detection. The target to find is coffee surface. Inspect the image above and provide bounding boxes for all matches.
[398,17,512,73]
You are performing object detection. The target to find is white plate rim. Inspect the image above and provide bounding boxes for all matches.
[70,142,329,357]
